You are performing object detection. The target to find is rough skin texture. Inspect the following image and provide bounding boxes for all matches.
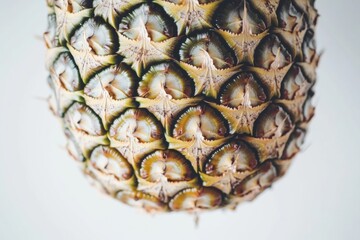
[45,0,319,212]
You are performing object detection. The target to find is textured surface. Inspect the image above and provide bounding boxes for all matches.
[45,0,319,212]
[2,0,360,239]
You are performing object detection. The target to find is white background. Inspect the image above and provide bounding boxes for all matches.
[1,1,359,239]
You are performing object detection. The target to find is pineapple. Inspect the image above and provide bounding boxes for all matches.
[44,0,319,212]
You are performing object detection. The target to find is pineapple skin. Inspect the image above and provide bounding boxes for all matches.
[45,0,319,212]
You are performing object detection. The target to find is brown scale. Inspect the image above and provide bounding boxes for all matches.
[215,0,267,35]
[298,29,320,87]
[83,63,137,128]
[86,146,135,193]
[117,3,178,76]
[276,65,313,123]
[302,29,317,64]
[214,0,269,65]
[179,31,239,98]
[273,127,306,177]
[232,161,278,200]
[47,52,83,116]
[209,72,269,135]
[249,0,280,26]
[250,34,293,100]
[63,102,109,158]
[136,62,202,132]
[299,90,315,129]
[243,104,294,162]
[137,150,198,202]
[282,127,306,160]
[169,187,223,211]
[254,34,292,70]
[108,108,166,168]
[169,104,230,172]
[200,140,259,194]
[68,18,119,82]
[274,0,308,60]
[293,0,319,28]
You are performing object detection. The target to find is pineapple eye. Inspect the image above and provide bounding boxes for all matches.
[93,0,142,25]
[169,187,223,211]
[233,161,277,198]
[214,0,266,34]
[50,52,82,92]
[295,0,319,27]
[118,4,176,42]
[254,34,292,70]
[277,1,307,32]
[89,146,133,180]
[54,0,92,13]
[219,72,267,108]
[64,102,105,136]
[139,150,196,182]
[282,128,306,159]
[44,14,58,48]
[204,141,258,176]
[172,104,228,141]
[109,109,164,143]
[84,64,137,100]
[281,65,311,100]
[70,18,118,56]
[302,29,317,63]
[254,104,293,139]
[64,128,85,162]
[116,191,166,212]
[138,62,194,99]
[179,31,236,69]
[303,91,315,122]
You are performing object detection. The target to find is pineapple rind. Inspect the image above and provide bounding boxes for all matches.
[45,0,318,212]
